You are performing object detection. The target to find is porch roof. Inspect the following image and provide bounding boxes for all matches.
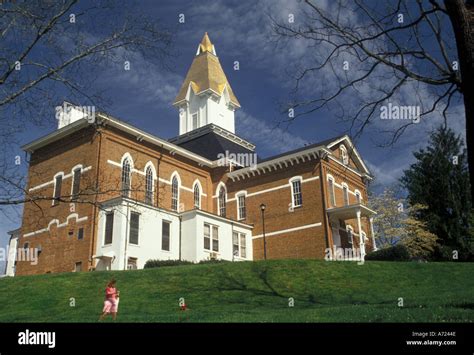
[326,204,376,221]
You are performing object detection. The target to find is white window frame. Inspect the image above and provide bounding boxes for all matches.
[144,162,156,205]
[193,180,202,209]
[340,145,349,165]
[129,211,140,245]
[192,112,199,130]
[327,175,336,207]
[347,226,354,245]
[52,172,64,206]
[232,231,247,258]
[355,189,362,204]
[217,183,227,217]
[204,223,219,252]
[289,176,303,208]
[70,164,83,200]
[342,183,349,206]
[236,191,247,220]
[171,172,181,212]
[161,220,171,252]
[121,158,132,198]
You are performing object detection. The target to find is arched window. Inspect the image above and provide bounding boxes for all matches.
[218,186,226,217]
[121,158,131,197]
[355,190,361,204]
[171,176,179,211]
[194,183,200,208]
[340,145,348,165]
[145,166,154,205]
[342,183,349,206]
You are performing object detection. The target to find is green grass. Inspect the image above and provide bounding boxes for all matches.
[0,260,473,322]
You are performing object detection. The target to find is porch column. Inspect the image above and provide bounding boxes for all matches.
[356,209,365,259]
[369,217,377,251]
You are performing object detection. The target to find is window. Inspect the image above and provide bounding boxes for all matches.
[343,184,349,206]
[212,226,219,252]
[72,168,81,200]
[232,232,247,258]
[194,183,200,208]
[355,191,361,204]
[162,221,170,251]
[77,228,84,240]
[240,234,247,258]
[121,158,131,197]
[127,257,137,270]
[171,176,179,211]
[74,262,82,272]
[104,212,114,245]
[53,175,62,206]
[23,242,29,251]
[237,194,246,220]
[328,178,336,207]
[129,212,140,245]
[204,224,211,250]
[218,186,226,217]
[204,223,219,252]
[192,112,199,130]
[347,227,354,245]
[291,179,303,207]
[233,232,239,256]
[340,145,348,165]
[145,166,154,205]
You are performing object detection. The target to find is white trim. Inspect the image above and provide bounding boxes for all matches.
[222,175,319,202]
[327,135,370,175]
[253,222,322,239]
[23,214,88,237]
[327,155,371,179]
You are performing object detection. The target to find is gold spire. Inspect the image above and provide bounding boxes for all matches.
[173,33,240,107]
[198,32,214,54]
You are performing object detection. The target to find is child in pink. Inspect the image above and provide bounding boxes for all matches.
[99,279,119,321]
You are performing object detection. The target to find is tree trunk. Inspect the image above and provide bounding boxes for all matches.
[445,0,474,201]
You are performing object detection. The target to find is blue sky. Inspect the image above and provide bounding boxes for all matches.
[0,0,466,273]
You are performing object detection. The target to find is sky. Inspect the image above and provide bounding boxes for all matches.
[0,0,467,273]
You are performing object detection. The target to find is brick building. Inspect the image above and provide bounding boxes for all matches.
[7,33,376,276]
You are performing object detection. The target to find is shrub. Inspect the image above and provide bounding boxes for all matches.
[144,259,192,269]
[144,259,229,269]
[198,259,229,265]
[365,244,410,261]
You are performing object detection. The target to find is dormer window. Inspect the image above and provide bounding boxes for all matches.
[340,145,348,165]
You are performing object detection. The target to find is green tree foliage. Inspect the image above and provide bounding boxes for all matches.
[401,204,439,259]
[369,188,405,248]
[401,126,474,260]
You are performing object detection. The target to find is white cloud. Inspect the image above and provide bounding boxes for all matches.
[236,110,308,154]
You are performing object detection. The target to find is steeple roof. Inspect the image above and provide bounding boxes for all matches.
[173,33,240,107]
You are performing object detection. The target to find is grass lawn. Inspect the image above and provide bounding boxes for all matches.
[0,259,473,322]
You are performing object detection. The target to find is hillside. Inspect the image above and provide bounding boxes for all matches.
[0,260,473,322]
